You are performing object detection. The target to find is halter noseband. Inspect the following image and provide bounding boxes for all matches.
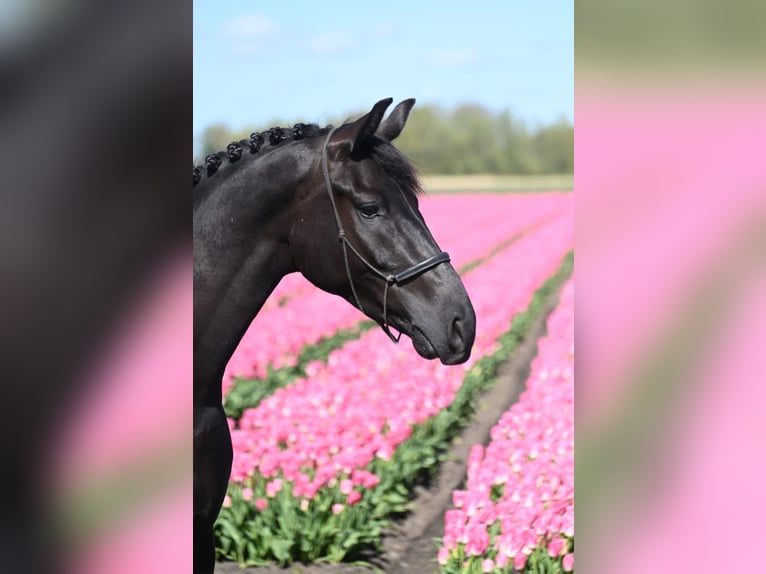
[321,128,451,343]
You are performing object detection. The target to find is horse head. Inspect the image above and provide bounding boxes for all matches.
[289,98,476,365]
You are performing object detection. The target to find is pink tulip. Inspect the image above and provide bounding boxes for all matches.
[347,491,361,506]
[265,478,283,498]
[437,547,450,566]
[340,478,353,495]
[452,490,468,508]
[562,552,574,571]
[548,536,567,557]
[495,551,508,568]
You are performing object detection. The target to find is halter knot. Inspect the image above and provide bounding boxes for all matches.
[205,153,222,176]
[249,133,264,154]
[268,127,285,145]
[226,142,243,162]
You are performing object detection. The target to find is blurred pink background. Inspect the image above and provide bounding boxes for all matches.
[577,84,766,572]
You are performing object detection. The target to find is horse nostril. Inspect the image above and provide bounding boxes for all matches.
[449,316,466,353]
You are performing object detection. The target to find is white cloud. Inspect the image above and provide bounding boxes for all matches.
[427,48,479,66]
[220,14,279,54]
[221,14,279,39]
[306,33,357,55]
[371,21,397,39]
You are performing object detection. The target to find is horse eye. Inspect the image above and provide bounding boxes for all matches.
[358,203,380,218]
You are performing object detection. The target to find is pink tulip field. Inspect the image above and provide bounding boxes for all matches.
[438,279,574,573]
[214,193,574,570]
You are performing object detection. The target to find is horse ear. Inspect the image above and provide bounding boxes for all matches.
[330,97,393,156]
[377,98,416,141]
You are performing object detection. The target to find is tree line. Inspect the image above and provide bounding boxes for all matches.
[198,103,573,175]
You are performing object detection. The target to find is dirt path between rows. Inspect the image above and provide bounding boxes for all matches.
[215,288,560,574]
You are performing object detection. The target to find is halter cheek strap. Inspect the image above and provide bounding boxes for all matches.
[321,128,450,343]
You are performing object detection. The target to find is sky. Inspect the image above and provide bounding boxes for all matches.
[193,2,573,154]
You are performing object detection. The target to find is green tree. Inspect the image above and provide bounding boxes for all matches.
[533,118,575,174]
[200,124,234,157]
[196,104,573,175]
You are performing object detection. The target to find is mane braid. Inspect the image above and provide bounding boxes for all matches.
[192,121,420,197]
[193,122,328,187]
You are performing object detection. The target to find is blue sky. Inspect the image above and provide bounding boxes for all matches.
[193,2,572,153]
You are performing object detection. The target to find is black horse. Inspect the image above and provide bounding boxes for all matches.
[193,98,476,573]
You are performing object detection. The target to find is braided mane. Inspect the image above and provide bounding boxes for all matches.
[193,123,329,187]
[192,119,423,199]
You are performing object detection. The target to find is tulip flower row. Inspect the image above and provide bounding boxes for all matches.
[439,279,574,573]
[215,208,573,565]
[222,193,573,396]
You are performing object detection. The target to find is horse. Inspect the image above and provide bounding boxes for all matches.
[193,98,476,573]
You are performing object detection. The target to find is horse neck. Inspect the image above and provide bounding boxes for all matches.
[194,150,310,406]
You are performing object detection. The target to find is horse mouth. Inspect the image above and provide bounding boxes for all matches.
[409,325,438,360]
[389,311,474,365]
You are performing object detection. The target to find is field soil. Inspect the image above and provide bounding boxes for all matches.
[215,288,560,574]
[422,174,573,194]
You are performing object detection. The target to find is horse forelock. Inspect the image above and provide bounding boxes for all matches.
[367,137,424,200]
